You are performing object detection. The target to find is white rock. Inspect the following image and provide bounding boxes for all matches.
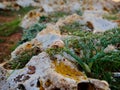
[6,52,110,90]
[6,52,86,90]
[0,3,6,9]
[16,0,34,7]
[36,34,61,49]
[0,67,7,90]
[42,4,54,13]
[20,10,46,29]
[93,18,117,33]
[70,2,81,12]
[83,15,117,33]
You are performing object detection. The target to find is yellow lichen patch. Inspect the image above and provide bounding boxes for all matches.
[25,43,32,49]
[53,61,86,81]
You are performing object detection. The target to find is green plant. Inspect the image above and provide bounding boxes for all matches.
[47,22,120,89]
[14,6,36,16]
[100,28,120,48]
[0,6,36,17]
[19,23,46,44]
[50,11,69,19]
[60,22,86,35]
[0,19,21,36]
[6,46,41,69]
[10,43,19,51]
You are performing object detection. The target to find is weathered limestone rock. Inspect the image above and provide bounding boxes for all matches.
[0,67,7,90]
[21,10,46,29]
[83,16,117,33]
[5,52,110,90]
[56,14,82,28]
[16,0,34,7]
[11,23,62,59]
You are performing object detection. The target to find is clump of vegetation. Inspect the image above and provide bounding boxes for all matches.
[39,10,83,24]
[100,28,120,48]
[14,6,36,17]
[39,11,70,23]
[4,46,41,69]
[19,23,46,44]
[47,22,120,89]
[103,14,120,20]
[0,19,21,36]
[0,6,36,17]
[10,43,19,52]
[60,22,84,35]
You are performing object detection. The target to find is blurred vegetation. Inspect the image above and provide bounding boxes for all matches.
[0,6,36,37]
[5,46,41,69]
[0,19,21,36]
[0,38,5,43]
[19,23,46,44]
[39,11,70,23]
[10,43,19,52]
[0,6,36,17]
[103,14,120,20]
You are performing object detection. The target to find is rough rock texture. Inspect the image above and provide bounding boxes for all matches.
[20,10,46,29]
[0,67,7,90]
[0,0,119,13]
[3,52,110,90]
[1,0,120,90]
[83,16,117,33]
